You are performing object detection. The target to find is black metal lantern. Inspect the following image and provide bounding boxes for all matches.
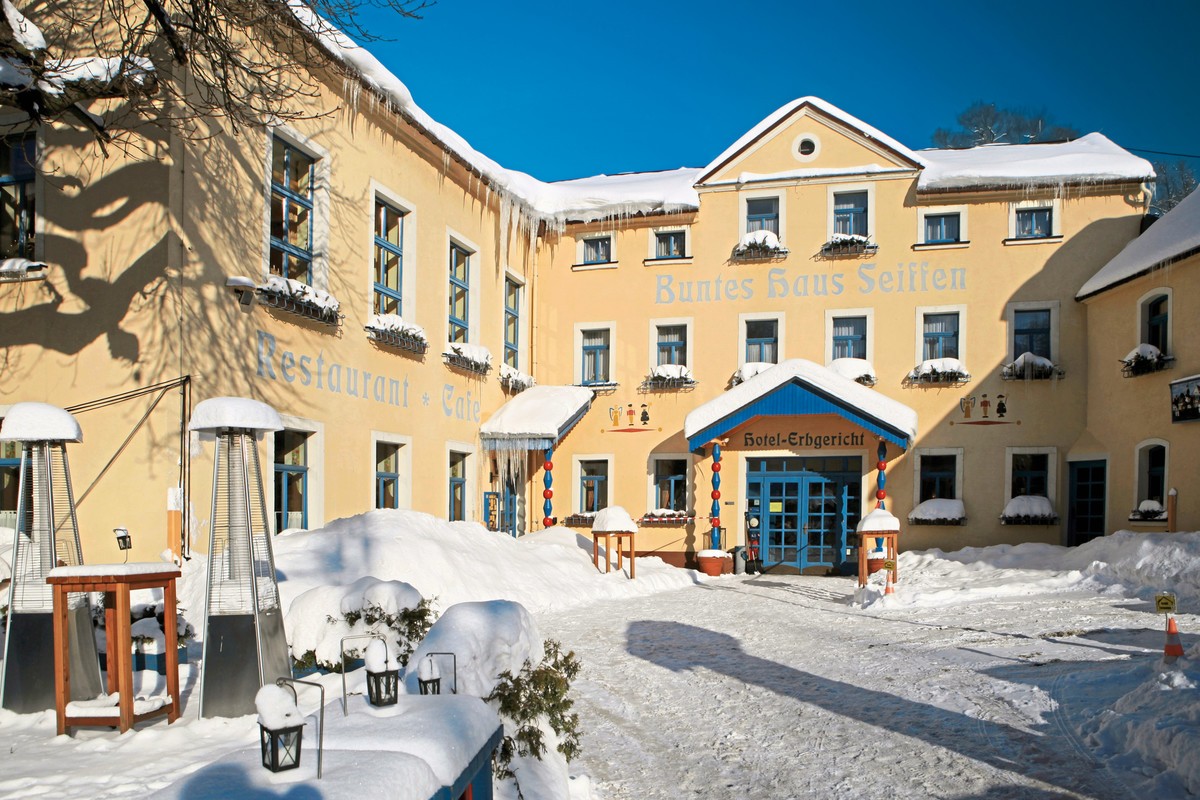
[259,722,304,772]
[417,654,442,695]
[366,668,399,707]
[114,526,132,551]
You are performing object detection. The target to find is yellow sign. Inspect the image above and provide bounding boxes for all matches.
[883,559,896,571]
[769,501,783,513]
[1156,592,1178,614]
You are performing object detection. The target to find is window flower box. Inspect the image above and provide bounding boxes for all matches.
[907,498,966,526]
[1001,352,1064,381]
[829,357,877,387]
[0,257,47,281]
[257,276,342,326]
[1121,343,1174,377]
[365,313,428,355]
[999,495,1058,525]
[730,361,776,387]
[562,513,597,527]
[819,233,877,258]
[905,358,971,387]
[1129,499,1168,522]
[639,510,694,526]
[732,230,789,261]
[499,364,535,393]
[443,343,493,375]
[641,363,696,391]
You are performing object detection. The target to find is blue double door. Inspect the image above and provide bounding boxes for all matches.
[746,457,862,572]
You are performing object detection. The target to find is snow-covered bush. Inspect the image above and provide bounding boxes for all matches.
[499,363,535,393]
[1121,343,1172,376]
[1001,351,1062,380]
[907,357,971,385]
[733,229,788,259]
[94,600,195,654]
[1130,498,1167,521]
[1000,495,1058,525]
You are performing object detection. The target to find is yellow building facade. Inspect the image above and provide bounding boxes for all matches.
[0,29,1181,575]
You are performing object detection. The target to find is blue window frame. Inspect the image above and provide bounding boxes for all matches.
[448,451,467,521]
[504,279,520,368]
[1147,295,1169,354]
[654,459,687,512]
[580,460,608,513]
[373,200,404,315]
[0,437,19,522]
[919,454,956,502]
[655,230,686,259]
[745,319,778,363]
[274,430,309,532]
[0,134,35,260]
[583,236,611,264]
[924,213,960,244]
[581,329,611,384]
[269,138,315,283]
[833,191,868,237]
[1015,207,1052,239]
[745,197,779,235]
[832,316,866,360]
[376,442,400,509]
[448,243,470,343]
[656,324,687,366]
[1013,309,1051,358]
[1012,453,1049,498]
[923,312,959,360]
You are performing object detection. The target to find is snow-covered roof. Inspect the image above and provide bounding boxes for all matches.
[188,397,283,433]
[684,359,918,449]
[1078,186,1200,300]
[480,385,594,451]
[917,133,1153,193]
[0,402,81,442]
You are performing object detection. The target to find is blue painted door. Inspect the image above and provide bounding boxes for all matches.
[746,457,862,571]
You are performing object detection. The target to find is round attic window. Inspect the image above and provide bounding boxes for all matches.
[792,133,820,163]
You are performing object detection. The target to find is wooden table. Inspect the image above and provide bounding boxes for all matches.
[857,531,898,587]
[591,531,636,579]
[48,563,182,734]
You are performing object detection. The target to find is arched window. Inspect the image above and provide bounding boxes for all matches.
[1141,292,1170,354]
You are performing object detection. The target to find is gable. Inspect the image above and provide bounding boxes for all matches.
[698,99,923,186]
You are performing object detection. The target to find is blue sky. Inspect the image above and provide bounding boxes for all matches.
[363,0,1200,182]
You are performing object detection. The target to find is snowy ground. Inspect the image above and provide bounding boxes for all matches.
[1,514,1199,798]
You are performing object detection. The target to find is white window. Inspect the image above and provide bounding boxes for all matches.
[647,317,694,371]
[573,455,613,514]
[371,431,412,511]
[269,416,324,532]
[574,321,617,385]
[916,205,968,247]
[1005,300,1060,363]
[912,448,964,504]
[824,307,874,364]
[1007,199,1062,241]
[1004,447,1058,505]
[826,183,875,241]
[738,312,785,366]
[264,128,329,287]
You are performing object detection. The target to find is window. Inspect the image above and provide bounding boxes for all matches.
[579,460,609,513]
[0,135,35,259]
[655,230,686,259]
[448,451,467,521]
[274,430,309,532]
[0,436,19,529]
[833,191,868,237]
[923,312,959,360]
[583,236,612,264]
[448,243,470,343]
[1015,207,1052,239]
[656,324,687,366]
[376,442,401,509]
[1145,294,1169,353]
[653,459,688,512]
[1137,442,1167,506]
[373,199,405,315]
[745,319,778,363]
[1013,309,1051,358]
[832,316,867,360]
[504,278,521,369]
[924,213,960,244]
[746,197,779,235]
[1012,453,1049,497]
[270,138,316,283]
[919,455,957,502]
[581,328,611,384]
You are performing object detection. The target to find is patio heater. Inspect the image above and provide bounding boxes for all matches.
[190,397,292,718]
[1,402,103,712]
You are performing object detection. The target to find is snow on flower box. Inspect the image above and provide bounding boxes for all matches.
[1001,352,1064,381]
[906,358,971,387]
[730,361,776,387]
[819,233,877,258]
[999,495,1058,525]
[1129,499,1168,522]
[1121,343,1174,377]
[0,257,48,281]
[443,343,493,375]
[641,363,696,391]
[562,512,597,527]
[638,509,694,526]
[499,364,535,393]
[732,230,789,261]
[908,498,966,526]
[257,276,342,326]
[365,313,428,355]
[829,357,877,387]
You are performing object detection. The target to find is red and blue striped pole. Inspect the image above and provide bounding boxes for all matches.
[710,443,722,549]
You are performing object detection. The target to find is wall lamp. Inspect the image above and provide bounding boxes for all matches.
[226,276,257,312]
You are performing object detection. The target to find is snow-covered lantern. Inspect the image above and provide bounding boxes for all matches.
[256,684,304,773]
[190,397,293,718]
[0,402,103,713]
[417,654,442,695]
[364,639,399,707]
[113,526,132,551]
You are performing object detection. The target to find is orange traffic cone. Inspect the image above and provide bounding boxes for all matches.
[884,568,895,595]
[1164,616,1185,663]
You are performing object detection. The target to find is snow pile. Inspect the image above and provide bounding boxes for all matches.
[406,600,540,697]
[498,363,535,393]
[907,357,971,382]
[254,683,302,730]
[364,638,392,673]
[365,313,427,343]
[648,363,694,382]
[591,506,637,533]
[0,401,81,442]
[261,275,341,313]
[731,361,776,386]
[908,498,966,523]
[857,507,899,532]
[444,342,493,371]
[829,358,877,385]
[284,576,423,668]
[188,397,282,433]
